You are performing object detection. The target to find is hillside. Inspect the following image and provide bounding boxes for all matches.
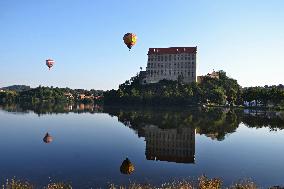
[1,85,31,92]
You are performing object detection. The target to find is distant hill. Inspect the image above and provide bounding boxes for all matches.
[1,85,31,92]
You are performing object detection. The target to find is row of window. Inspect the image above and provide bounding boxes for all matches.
[148,54,195,59]
[148,56,195,62]
[148,70,195,77]
[147,133,194,139]
[147,148,193,156]
[147,62,195,68]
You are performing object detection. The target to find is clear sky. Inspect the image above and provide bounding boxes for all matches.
[0,0,283,90]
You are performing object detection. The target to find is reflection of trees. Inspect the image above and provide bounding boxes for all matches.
[1,103,284,137]
[0,103,103,116]
[104,106,242,141]
[196,109,241,140]
[0,104,28,113]
[242,110,284,130]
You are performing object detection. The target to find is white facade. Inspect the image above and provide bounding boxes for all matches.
[143,47,197,84]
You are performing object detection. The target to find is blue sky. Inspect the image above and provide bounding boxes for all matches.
[0,0,283,90]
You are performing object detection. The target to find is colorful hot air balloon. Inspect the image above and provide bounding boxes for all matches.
[43,132,53,143]
[46,59,55,70]
[120,158,135,175]
[123,33,137,51]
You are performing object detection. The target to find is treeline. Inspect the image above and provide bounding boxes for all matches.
[0,86,104,105]
[242,85,284,108]
[0,85,31,92]
[104,70,284,109]
[104,71,241,106]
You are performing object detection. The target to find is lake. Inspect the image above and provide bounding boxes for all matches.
[0,104,284,188]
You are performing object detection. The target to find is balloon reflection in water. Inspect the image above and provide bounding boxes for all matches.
[43,132,53,143]
[120,158,135,175]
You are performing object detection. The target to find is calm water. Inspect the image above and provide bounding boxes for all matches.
[0,104,284,188]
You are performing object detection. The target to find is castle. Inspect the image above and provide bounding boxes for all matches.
[141,47,197,84]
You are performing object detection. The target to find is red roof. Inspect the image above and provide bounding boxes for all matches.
[148,47,197,55]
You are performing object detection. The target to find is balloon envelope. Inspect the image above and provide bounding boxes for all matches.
[123,33,137,50]
[46,59,55,70]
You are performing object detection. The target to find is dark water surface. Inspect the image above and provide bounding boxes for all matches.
[0,104,284,188]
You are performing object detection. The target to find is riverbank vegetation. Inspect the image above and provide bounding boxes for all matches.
[104,70,284,109]
[1,70,284,109]
[2,176,264,189]
[0,86,104,105]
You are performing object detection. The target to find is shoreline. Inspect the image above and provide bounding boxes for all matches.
[2,176,283,189]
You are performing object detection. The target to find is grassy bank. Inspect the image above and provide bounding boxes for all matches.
[2,176,283,189]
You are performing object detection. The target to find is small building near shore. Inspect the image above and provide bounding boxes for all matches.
[78,94,94,100]
[197,70,220,83]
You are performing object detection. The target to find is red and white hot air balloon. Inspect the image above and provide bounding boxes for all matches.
[46,59,55,70]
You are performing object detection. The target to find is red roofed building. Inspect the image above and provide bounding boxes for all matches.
[143,47,197,84]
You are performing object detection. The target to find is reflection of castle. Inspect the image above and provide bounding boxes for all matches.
[143,125,195,163]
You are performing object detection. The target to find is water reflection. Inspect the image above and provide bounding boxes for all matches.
[104,107,284,164]
[120,158,135,175]
[43,132,53,143]
[0,103,103,115]
[143,126,195,163]
[105,107,242,141]
[0,104,284,187]
[1,104,284,165]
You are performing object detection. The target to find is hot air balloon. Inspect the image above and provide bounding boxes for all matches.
[123,33,137,51]
[43,132,53,143]
[120,158,135,175]
[46,59,55,70]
